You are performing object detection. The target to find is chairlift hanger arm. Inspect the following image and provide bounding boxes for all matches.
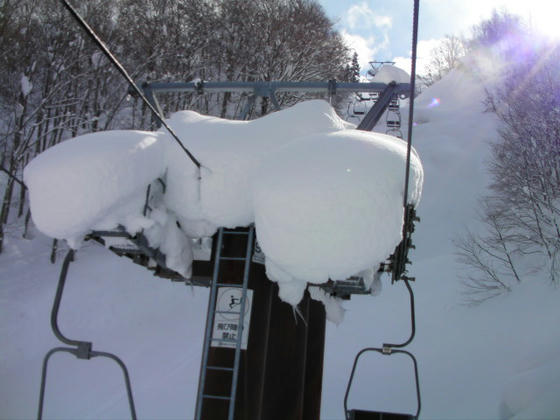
[380,0,421,285]
[37,250,137,420]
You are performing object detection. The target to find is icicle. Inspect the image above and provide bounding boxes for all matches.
[291,305,308,327]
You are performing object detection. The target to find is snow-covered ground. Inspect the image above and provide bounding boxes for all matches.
[1,65,559,419]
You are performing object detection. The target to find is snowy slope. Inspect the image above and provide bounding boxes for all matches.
[2,65,560,420]
[0,233,208,419]
[320,66,560,419]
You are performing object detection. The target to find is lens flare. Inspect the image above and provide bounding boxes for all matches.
[427,97,440,108]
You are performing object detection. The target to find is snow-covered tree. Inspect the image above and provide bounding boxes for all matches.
[419,35,466,87]
[457,14,560,302]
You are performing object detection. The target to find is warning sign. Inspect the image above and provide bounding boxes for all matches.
[211,287,253,350]
[252,240,265,265]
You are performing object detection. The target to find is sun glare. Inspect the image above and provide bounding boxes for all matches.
[532,10,560,40]
[510,1,560,40]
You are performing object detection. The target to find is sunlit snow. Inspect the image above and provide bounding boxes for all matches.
[24,100,422,307]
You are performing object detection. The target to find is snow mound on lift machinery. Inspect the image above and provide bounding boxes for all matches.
[24,100,423,307]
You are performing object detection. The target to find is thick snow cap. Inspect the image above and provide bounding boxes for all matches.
[24,130,165,246]
[162,100,352,237]
[253,130,423,304]
[372,64,410,84]
[24,100,422,307]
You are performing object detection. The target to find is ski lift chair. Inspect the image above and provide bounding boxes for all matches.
[346,101,362,122]
[388,97,400,113]
[352,100,369,115]
[344,346,421,420]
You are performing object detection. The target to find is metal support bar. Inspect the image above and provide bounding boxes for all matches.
[357,82,399,131]
[383,278,416,349]
[328,79,337,98]
[142,80,410,96]
[142,83,165,129]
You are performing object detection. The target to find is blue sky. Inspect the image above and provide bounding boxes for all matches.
[318,0,560,74]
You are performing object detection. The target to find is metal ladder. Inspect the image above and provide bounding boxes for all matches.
[386,95,403,139]
[195,225,255,420]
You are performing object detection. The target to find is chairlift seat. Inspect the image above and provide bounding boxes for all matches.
[348,409,415,419]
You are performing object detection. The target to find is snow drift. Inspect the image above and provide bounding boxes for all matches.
[24,100,423,305]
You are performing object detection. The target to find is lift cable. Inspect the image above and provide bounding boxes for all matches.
[0,165,26,189]
[59,0,202,171]
[403,0,420,211]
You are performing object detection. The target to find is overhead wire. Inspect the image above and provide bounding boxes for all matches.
[0,166,26,189]
[403,0,420,208]
[59,0,203,172]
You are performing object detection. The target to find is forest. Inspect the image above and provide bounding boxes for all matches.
[0,0,355,253]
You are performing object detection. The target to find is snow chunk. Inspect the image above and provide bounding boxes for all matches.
[372,65,410,84]
[253,130,423,299]
[146,209,193,278]
[21,74,32,97]
[24,130,165,245]
[308,286,345,324]
[163,100,349,236]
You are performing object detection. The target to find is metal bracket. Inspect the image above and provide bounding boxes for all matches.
[195,80,204,95]
[328,79,337,98]
[381,205,420,284]
[76,341,93,360]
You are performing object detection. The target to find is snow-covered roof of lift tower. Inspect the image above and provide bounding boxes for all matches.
[371,64,410,84]
[24,100,423,311]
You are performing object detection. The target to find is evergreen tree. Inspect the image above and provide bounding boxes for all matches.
[349,52,360,82]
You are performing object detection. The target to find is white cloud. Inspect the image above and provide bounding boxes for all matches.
[373,15,392,29]
[393,38,444,76]
[340,30,378,69]
[346,2,392,30]
[340,2,393,71]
